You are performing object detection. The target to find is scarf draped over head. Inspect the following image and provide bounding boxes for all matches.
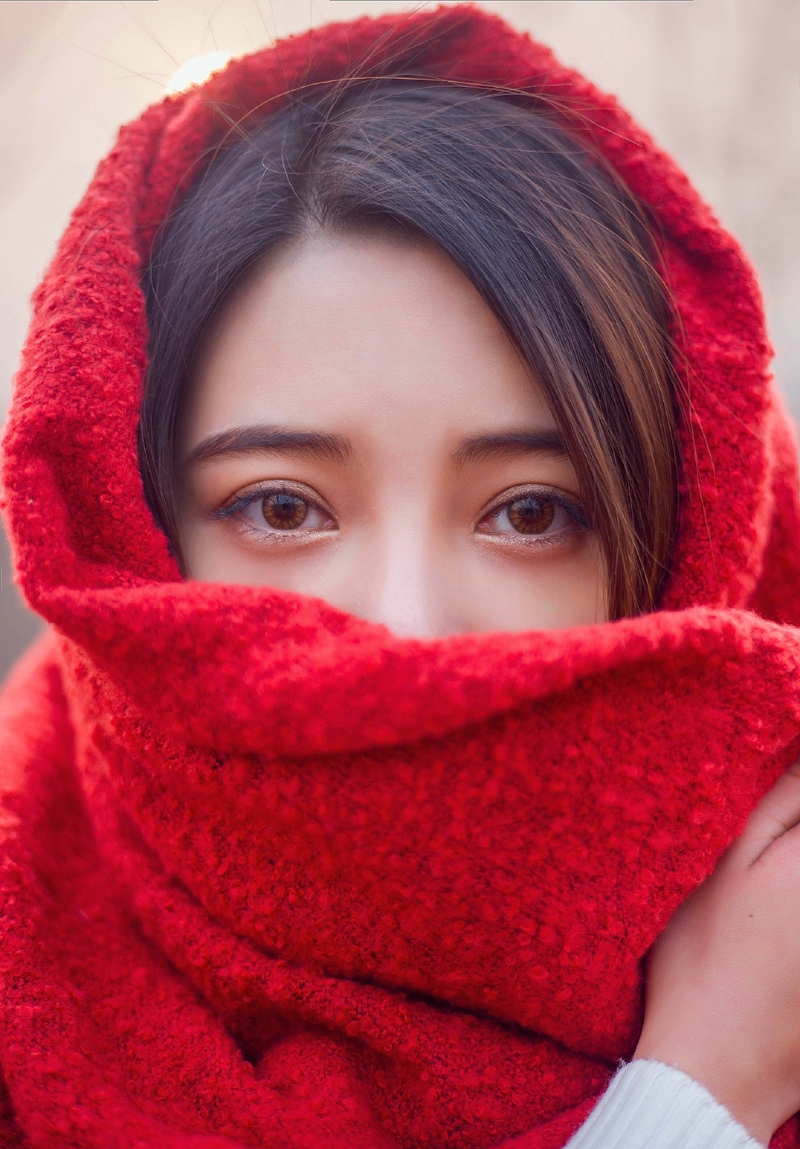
[3,7,800,1147]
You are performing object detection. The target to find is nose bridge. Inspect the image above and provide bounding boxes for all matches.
[367,500,450,639]
[344,424,467,638]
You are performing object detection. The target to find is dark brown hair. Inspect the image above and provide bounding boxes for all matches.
[140,80,679,619]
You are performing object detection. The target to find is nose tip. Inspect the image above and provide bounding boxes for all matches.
[372,583,443,639]
[380,609,441,640]
[365,538,450,639]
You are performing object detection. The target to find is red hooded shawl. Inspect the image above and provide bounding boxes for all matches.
[3,6,800,1147]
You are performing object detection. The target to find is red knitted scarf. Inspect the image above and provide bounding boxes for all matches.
[3,7,800,1147]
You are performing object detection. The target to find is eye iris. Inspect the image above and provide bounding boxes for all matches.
[507,496,555,535]
[262,492,309,530]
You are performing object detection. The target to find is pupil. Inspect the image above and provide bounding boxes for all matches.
[507,496,555,535]
[262,493,309,530]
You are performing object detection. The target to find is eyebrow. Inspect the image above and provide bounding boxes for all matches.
[184,425,353,466]
[453,431,568,465]
[184,424,568,468]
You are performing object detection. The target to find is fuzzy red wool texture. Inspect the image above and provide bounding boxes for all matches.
[3,6,800,1147]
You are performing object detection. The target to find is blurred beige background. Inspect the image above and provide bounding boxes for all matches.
[1,0,799,680]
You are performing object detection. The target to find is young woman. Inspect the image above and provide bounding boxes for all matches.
[2,8,800,1149]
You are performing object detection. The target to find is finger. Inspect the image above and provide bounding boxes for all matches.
[733,758,800,866]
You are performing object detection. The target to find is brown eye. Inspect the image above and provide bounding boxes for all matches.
[262,492,309,530]
[507,495,555,535]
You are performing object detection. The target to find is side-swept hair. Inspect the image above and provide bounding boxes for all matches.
[140,80,679,618]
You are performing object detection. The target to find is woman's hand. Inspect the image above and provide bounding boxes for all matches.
[634,759,800,1146]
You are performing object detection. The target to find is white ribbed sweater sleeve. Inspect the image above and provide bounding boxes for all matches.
[565,1060,765,1149]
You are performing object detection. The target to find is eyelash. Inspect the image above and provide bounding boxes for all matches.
[215,482,591,545]
[216,482,335,540]
[474,486,590,548]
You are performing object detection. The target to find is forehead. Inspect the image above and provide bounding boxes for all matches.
[183,229,556,451]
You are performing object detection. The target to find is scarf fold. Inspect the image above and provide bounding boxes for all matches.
[3,7,800,1147]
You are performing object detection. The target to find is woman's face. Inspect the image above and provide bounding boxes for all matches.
[177,230,607,637]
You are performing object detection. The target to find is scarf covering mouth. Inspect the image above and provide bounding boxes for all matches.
[3,5,800,1147]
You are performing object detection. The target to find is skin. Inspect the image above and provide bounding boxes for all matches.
[178,229,607,637]
[635,763,800,1145]
[176,226,800,1145]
